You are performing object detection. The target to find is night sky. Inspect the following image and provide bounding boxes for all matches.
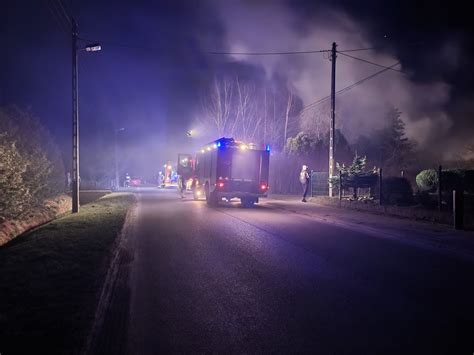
[1,0,473,178]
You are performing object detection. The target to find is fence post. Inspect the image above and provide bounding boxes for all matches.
[310,170,313,197]
[338,170,342,207]
[453,190,464,230]
[378,168,383,206]
[438,165,442,212]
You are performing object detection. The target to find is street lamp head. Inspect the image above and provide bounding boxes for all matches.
[85,43,102,52]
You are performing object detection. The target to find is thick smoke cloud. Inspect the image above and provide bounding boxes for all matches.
[211,0,464,159]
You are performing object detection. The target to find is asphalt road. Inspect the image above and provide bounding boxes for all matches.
[107,189,474,354]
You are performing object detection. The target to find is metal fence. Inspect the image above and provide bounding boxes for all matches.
[311,171,329,197]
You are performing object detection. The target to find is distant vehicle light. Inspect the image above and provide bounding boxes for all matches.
[240,145,247,150]
[217,141,222,148]
[167,166,172,170]
[197,190,202,196]
[201,149,205,153]
[266,144,271,152]
[130,178,141,186]
[213,143,218,149]
[260,183,268,190]
[217,182,224,188]
[207,147,211,151]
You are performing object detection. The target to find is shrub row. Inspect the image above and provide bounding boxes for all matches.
[416,169,474,193]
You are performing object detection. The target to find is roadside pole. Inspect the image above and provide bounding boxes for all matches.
[328,42,337,197]
[72,19,79,213]
[114,128,119,190]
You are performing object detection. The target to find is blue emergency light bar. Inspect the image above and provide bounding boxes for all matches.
[199,137,271,153]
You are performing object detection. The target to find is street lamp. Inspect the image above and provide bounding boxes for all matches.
[85,44,101,52]
[71,19,101,213]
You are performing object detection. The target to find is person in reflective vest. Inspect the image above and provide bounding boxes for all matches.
[299,165,310,202]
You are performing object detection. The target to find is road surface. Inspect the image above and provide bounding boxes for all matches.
[95,188,474,354]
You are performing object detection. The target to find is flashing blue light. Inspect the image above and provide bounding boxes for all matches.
[266,144,271,152]
[217,141,222,148]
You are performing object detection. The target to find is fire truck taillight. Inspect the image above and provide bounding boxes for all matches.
[260,183,268,190]
[217,182,225,188]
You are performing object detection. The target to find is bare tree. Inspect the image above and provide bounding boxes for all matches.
[283,91,293,146]
[201,77,233,137]
[235,77,263,141]
[299,103,330,140]
[263,87,267,143]
[200,76,301,150]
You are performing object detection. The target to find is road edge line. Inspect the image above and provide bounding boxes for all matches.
[81,196,138,355]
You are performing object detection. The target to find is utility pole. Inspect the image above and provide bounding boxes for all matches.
[114,128,119,190]
[328,42,337,197]
[114,127,125,190]
[72,18,79,213]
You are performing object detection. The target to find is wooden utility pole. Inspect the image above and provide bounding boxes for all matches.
[329,42,337,197]
[72,18,79,213]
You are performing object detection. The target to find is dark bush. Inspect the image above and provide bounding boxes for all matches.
[442,170,465,192]
[465,171,474,193]
[416,169,438,192]
[0,106,65,219]
[382,177,413,205]
[414,191,436,208]
[416,169,474,194]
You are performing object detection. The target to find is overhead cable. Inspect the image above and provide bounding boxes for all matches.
[337,51,405,73]
[298,62,401,115]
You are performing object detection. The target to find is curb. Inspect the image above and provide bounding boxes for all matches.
[82,198,137,355]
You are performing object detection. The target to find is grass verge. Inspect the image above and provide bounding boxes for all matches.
[0,192,135,355]
[79,190,112,206]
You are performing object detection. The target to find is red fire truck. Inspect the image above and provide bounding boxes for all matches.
[178,137,270,207]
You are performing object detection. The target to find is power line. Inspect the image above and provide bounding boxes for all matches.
[337,51,405,73]
[46,0,70,34]
[338,41,423,53]
[207,49,330,56]
[337,47,378,53]
[54,0,72,27]
[207,46,394,56]
[336,62,400,94]
[298,62,400,115]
